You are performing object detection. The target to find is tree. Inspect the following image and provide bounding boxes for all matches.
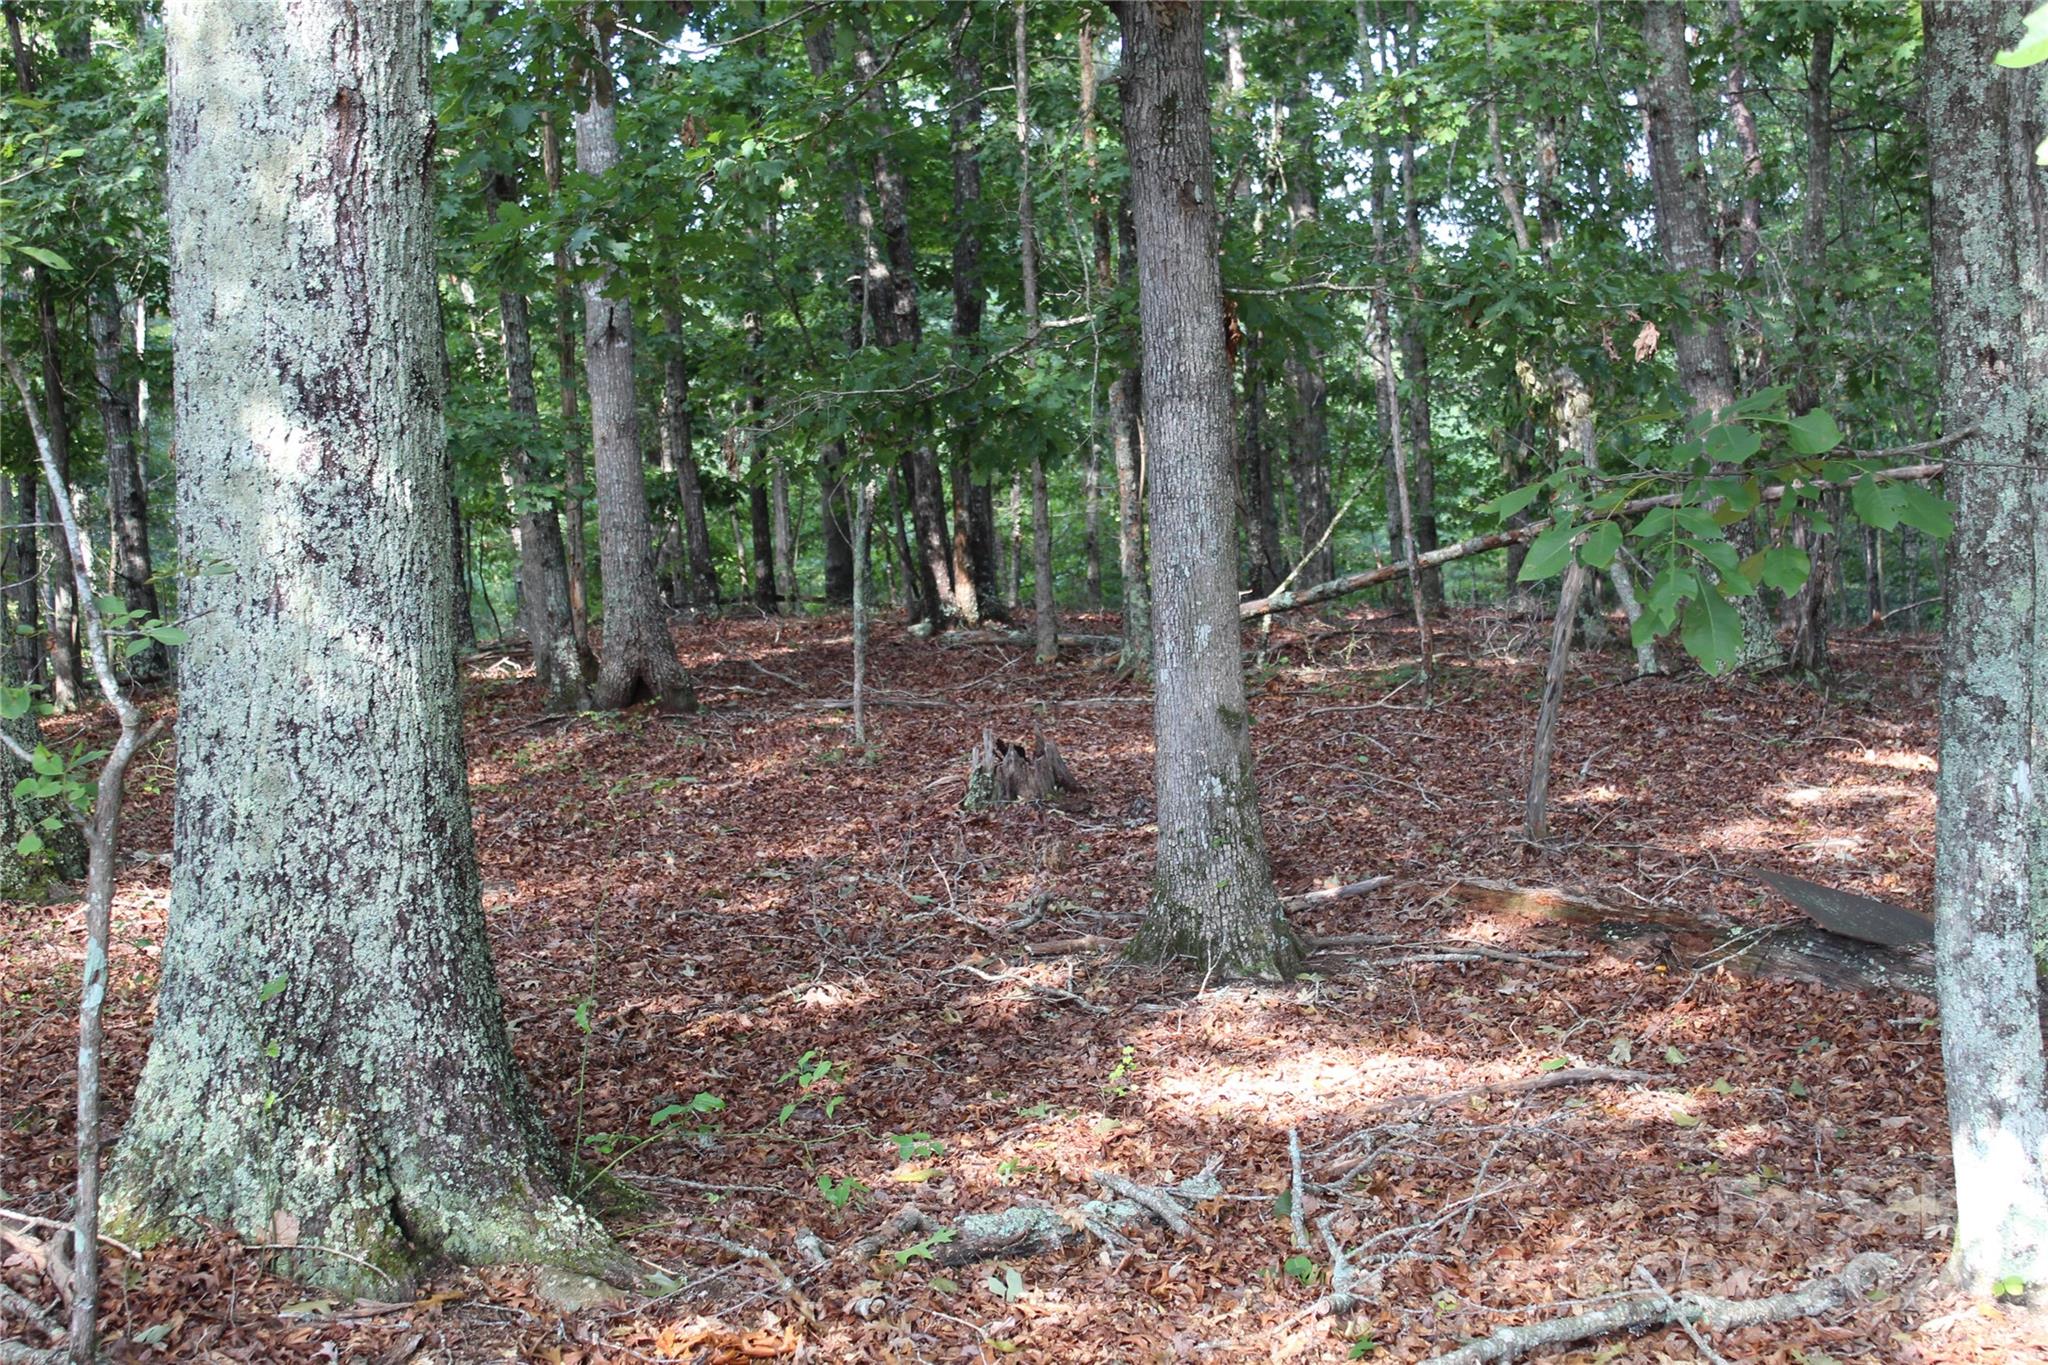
[574,8,695,711]
[107,0,630,1294]
[1016,0,1056,664]
[1924,0,2048,1295]
[1118,0,1299,981]
[88,284,167,682]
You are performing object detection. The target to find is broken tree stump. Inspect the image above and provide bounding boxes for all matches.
[962,728,1088,812]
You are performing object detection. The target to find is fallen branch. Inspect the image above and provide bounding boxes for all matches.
[1426,1251,1899,1364]
[1350,1066,1652,1125]
[843,1158,1224,1267]
[1240,463,1948,620]
[1280,876,1391,911]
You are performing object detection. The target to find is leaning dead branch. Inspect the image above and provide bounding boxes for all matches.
[843,1158,1224,1267]
[1426,1251,1899,1364]
[1239,462,1948,620]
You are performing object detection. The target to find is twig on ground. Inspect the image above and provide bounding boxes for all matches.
[1425,1252,1898,1364]
[1091,1171,1195,1238]
[1287,1128,1310,1251]
[0,1283,61,1342]
[1636,1266,1732,1365]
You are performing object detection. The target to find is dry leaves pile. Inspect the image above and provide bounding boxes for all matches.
[2,608,2038,1362]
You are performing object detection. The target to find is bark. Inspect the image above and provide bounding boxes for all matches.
[854,19,953,631]
[1924,0,2048,1293]
[87,287,166,682]
[540,109,590,650]
[1016,0,1056,663]
[802,18,859,611]
[1112,198,1151,677]
[1283,78,1335,590]
[1079,17,1106,609]
[1244,358,1284,592]
[659,301,719,608]
[821,452,855,606]
[771,454,794,611]
[1723,0,1764,382]
[1005,472,1023,610]
[1786,22,1837,673]
[1396,2,1442,611]
[573,17,694,711]
[484,178,589,712]
[945,6,988,627]
[449,487,478,653]
[1640,0,1780,669]
[1524,384,1595,842]
[1116,0,1298,981]
[111,0,630,1295]
[743,311,777,612]
[4,10,80,709]
[4,473,40,687]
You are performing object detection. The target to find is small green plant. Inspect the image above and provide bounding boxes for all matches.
[889,1228,957,1266]
[983,1265,1025,1303]
[1103,1043,1138,1097]
[578,1094,725,1191]
[887,1131,945,1162]
[1282,1254,1317,1286]
[817,1172,868,1211]
[1348,1332,1379,1359]
[777,1049,848,1126]
[1994,1274,2028,1300]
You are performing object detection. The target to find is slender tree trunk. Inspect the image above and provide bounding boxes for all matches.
[945,6,989,626]
[88,286,167,681]
[851,478,876,742]
[1244,359,1283,592]
[1112,198,1151,677]
[1640,0,1780,667]
[1080,16,1107,610]
[1117,0,1297,980]
[1016,0,1057,663]
[0,472,41,687]
[111,0,630,1295]
[541,110,590,650]
[1787,21,1837,672]
[659,301,719,608]
[484,178,589,712]
[1723,0,1765,385]
[449,486,478,653]
[1005,473,1023,610]
[802,19,863,613]
[1923,0,2048,1294]
[854,19,953,630]
[573,16,694,710]
[1284,77,1335,590]
[771,455,794,610]
[1396,2,1442,612]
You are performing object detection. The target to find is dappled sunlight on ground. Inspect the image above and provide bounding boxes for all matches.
[3,609,2020,1360]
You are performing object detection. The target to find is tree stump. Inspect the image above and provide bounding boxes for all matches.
[962,728,1088,811]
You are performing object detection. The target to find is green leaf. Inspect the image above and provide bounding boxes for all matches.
[1996,4,2048,67]
[1537,1057,1569,1072]
[1702,423,1762,465]
[15,831,42,856]
[1579,521,1622,569]
[1476,482,1542,526]
[144,623,192,646]
[1850,475,1901,531]
[257,973,289,1003]
[1895,485,1955,539]
[0,687,30,721]
[1518,521,1576,582]
[17,245,72,271]
[29,746,61,777]
[1681,589,1741,675]
[1785,409,1843,456]
[1739,545,1812,595]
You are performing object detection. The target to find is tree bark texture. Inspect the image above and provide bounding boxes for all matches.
[112,0,629,1294]
[1116,0,1297,980]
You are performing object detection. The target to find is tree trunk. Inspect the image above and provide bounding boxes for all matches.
[854,19,953,631]
[449,487,478,653]
[742,310,778,612]
[821,451,855,607]
[659,301,720,608]
[1243,358,1284,592]
[945,6,990,627]
[88,286,167,682]
[1112,198,1151,677]
[1080,16,1108,611]
[540,109,590,652]
[1016,0,1057,663]
[1640,0,1780,668]
[1005,472,1023,610]
[485,177,589,712]
[111,0,631,1295]
[573,18,694,711]
[771,455,794,610]
[1786,22,1837,673]
[1117,0,1298,980]
[1722,0,1765,384]
[1396,2,1442,612]
[1923,0,2048,1294]
[1283,78,1335,590]
[0,472,41,687]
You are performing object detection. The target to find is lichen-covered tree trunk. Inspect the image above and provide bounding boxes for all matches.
[1924,0,2048,1294]
[573,20,694,711]
[1640,0,1780,668]
[109,0,629,1295]
[1117,0,1298,981]
[88,287,167,683]
[486,180,589,713]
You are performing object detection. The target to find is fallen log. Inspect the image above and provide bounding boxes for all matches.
[1240,463,1947,621]
[841,1159,1223,1267]
[1426,1251,1899,1364]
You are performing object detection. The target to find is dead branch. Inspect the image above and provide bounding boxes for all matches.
[843,1158,1224,1268]
[0,1283,61,1343]
[1240,462,1947,620]
[1425,1251,1899,1364]
[1348,1066,1652,1127]
[1279,876,1392,911]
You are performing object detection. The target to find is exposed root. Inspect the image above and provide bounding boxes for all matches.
[1425,1252,1900,1364]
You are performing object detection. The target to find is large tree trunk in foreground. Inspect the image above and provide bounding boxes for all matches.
[89,286,167,683]
[574,23,694,711]
[1924,0,2048,1294]
[1117,0,1298,980]
[110,0,629,1295]
[1640,0,1779,668]
[486,180,589,713]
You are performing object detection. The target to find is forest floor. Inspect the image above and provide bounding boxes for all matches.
[3,604,2043,1364]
